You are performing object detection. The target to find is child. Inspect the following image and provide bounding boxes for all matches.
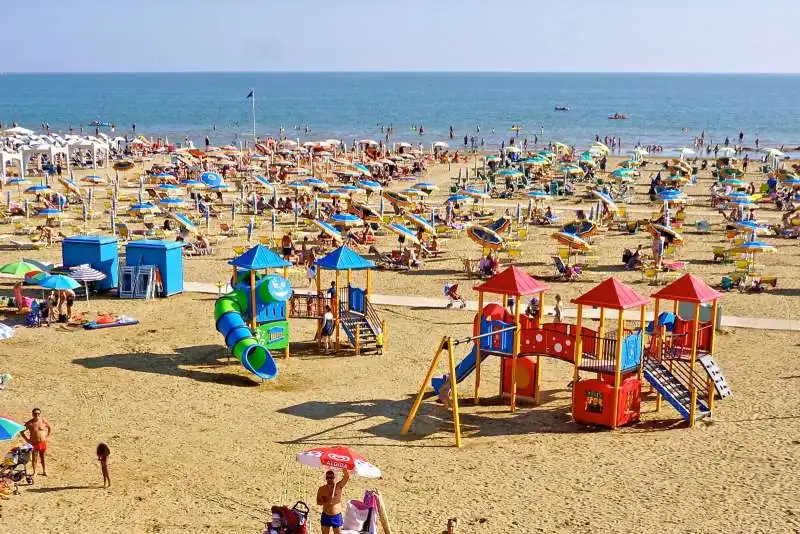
[320,305,335,354]
[375,330,384,355]
[553,294,563,323]
[97,443,111,488]
[444,282,466,309]
[306,263,316,288]
[438,373,452,410]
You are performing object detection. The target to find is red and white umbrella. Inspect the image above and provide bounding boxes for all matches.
[296,446,381,478]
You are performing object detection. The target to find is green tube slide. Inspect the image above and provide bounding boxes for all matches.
[214,289,278,380]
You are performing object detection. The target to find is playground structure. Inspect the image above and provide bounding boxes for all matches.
[402,267,730,447]
[214,245,292,381]
[297,245,386,355]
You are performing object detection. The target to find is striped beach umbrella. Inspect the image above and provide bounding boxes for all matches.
[208,183,233,193]
[182,179,206,190]
[35,208,63,219]
[412,182,437,193]
[69,264,107,303]
[349,203,382,223]
[551,231,590,251]
[25,184,51,194]
[254,175,275,190]
[59,177,81,196]
[6,177,30,187]
[649,224,684,244]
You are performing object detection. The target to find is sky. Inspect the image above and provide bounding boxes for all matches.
[1,0,797,73]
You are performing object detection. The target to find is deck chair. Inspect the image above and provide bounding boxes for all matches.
[219,222,239,237]
[551,256,581,281]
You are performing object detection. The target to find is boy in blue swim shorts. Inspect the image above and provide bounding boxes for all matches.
[317,468,350,534]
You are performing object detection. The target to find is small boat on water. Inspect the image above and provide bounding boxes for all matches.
[608,113,628,120]
[88,120,111,127]
[554,106,570,111]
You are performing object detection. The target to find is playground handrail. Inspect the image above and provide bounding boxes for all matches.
[454,325,517,347]
[363,298,382,334]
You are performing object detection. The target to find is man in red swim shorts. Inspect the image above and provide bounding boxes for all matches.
[21,408,52,476]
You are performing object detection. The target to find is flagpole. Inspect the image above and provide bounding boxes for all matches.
[251,88,256,142]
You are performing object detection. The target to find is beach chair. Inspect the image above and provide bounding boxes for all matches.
[712,246,730,262]
[219,222,239,237]
[551,256,581,281]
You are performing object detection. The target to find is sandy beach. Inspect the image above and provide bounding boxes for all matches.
[1,149,800,534]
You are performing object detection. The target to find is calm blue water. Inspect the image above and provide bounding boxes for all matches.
[1,72,799,151]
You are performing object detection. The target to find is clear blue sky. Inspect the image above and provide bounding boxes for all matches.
[2,0,795,73]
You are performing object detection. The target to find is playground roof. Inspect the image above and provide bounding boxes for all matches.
[228,244,291,270]
[571,277,649,310]
[651,273,722,304]
[474,266,548,297]
[315,245,376,271]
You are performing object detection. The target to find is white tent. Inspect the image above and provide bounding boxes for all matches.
[21,142,69,175]
[0,150,23,177]
[3,126,34,136]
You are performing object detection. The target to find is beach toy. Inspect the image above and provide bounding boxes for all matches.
[466,225,504,250]
[561,220,598,238]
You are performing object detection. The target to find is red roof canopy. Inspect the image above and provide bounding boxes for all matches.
[651,273,722,304]
[572,277,649,310]
[474,266,549,297]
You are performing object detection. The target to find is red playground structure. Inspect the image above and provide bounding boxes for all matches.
[401,267,731,447]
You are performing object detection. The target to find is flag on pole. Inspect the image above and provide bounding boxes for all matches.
[246,90,254,99]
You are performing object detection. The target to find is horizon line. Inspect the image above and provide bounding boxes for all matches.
[2,70,800,75]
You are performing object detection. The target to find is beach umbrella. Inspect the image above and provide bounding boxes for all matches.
[58,177,81,196]
[296,446,381,479]
[611,168,635,179]
[527,191,552,201]
[731,241,777,254]
[323,189,347,199]
[287,181,311,192]
[128,202,159,216]
[764,148,784,158]
[446,194,473,204]
[6,177,30,187]
[170,212,198,234]
[497,169,522,178]
[24,270,48,285]
[720,168,744,179]
[658,190,686,203]
[24,184,51,195]
[402,188,428,198]
[254,175,275,190]
[81,175,106,185]
[181,179,206,190]
[412,182,437,193]
[466,225,504,250]
[0,416,25,441]
[337,185,360,194]
[592,142,610,153]
[35,208,63,219]
[304,177,329,190]
[722,178,745,187]
[382,190,414,209]
[68,264,107,304]
[208,184,233,193]
[0,260,40,278]
[522,156,549,166]
[551,231,590,251]
[561,220,598,239]
[349,203,382,223]
[591,190,618,213]
[461,188,489,200]
[357,179,382,192]
[312,220,343,242]
[151,172,173,181]
[649,224,684,244]
[560,166,585,176]
[726,197,754,207]
[199,171,223,187]
[405,213,436,235]
[353,163,371,175]
[329,213,363,228]
[38,273,80,291]
[159,197,185,209]
[157,183,181,195]
[735,220,769,238]
[385,222,419,244]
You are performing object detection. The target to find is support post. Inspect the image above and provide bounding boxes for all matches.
[401,338,446,436]
[510,296,521,412]
[355,324,361,355]
[707,298,719,414]
[249,270,257,331]
[653,298,662,411]
[446,337,463,447]
[688,387,697,427]
[638,305,646,382]
[366,269,372,301]
[612,309,625,429]
[335,270,341,350]
[474,291,484,404]
[571,304,584,414]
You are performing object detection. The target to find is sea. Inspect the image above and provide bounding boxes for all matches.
[1,72,799,153]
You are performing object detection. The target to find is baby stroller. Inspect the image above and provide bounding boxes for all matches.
[1,443,34,492]
[264,501,309,534]
[444,282,466,309]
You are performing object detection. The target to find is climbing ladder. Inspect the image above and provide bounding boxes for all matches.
[643,359,710,422]
[339,286,382,354]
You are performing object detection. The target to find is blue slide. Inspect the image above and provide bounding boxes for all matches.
[431,345,491,393]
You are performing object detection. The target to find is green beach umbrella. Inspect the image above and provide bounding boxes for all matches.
[0,261,41,278]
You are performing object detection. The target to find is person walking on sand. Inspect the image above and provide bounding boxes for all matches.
[316,469,349,534]
[97,443,111,488]
[21,408,52,476]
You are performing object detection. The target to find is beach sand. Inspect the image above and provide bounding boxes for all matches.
[1,154,799,533]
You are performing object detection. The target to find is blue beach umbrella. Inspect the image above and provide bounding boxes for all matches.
[658,190,686,202]
[158,183,181,194]
[527,190,551,200]
[446,194,473,203]
[312,219,343,241]
[181,179,206,190]
[151,172,173,180]
[405,213,436,234]
[497,169,522,177]
[170,212,198,234]
[208,183,233,193]
[329,213,363,228]
[412,182,437,193]
[304,177,329,190]
[0,416,25,441]
[254,175,275,189]
[357,179,382,192]
[25,184,51,194]
[337,184,360,194]
[159,197,185,209]
[35,208,63,218]
[386,222,419,244]
[128,202,159,216]
[39,274,81,290]
[7,177,30,187]
[199,171,223,187]
[462,188,489,200]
